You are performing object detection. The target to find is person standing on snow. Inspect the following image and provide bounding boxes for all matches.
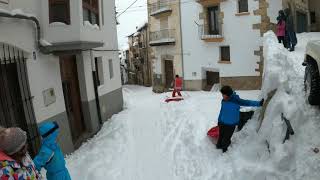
[216,86,264,153]
[0,127,41,180]
[33,122,71,180]
[276,10,287,48]
[284,8,297,52]
[172,75,183,97]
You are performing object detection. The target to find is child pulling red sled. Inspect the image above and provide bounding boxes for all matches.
[165,75,184,103]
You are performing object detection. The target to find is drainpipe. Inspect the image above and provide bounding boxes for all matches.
[0,12,48,54]
[178,0,185,89]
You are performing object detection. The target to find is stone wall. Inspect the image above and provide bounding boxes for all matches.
[221,76,262,90]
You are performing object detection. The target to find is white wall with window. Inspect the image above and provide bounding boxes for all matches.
[0,0,67,123]
[181,0,261,81]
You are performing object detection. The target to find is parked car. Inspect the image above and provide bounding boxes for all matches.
[303,40,320,105]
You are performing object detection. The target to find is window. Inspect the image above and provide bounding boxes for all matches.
[238,0,248,13]
[49,0,70,24]
[208,6,219,35]
[83,0,99,25]
[220,46,230,62]
[94,57,104,86]
[310,11,316,24]
[108,59,114,79]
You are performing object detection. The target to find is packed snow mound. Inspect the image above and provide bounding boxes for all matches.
[259,31,320,180]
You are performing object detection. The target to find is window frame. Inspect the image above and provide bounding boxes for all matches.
[49,0,71,25]
[238,0,249,13]
[83,0,100,26]
[207,6,220,35]
[220,46,231,62]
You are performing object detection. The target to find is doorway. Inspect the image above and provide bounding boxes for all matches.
[296,11,308,33]
[59,55,86,147]
[164,60,174,88]
[205,71,220,91]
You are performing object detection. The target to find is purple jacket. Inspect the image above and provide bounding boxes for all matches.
[277,21,286,37]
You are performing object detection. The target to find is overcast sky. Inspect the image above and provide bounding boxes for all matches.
[115,0,148,50]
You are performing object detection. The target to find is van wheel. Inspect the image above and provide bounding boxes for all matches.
[305,63,320,105]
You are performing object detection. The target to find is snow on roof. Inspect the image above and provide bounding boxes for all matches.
[40,39,52,46]
[133,31,140,37]
[136,21,148,32]
[0,8,36,18]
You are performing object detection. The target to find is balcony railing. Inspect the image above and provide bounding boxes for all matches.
[149,1,172,16]
[149,29,175,46]
[198,25,224,42]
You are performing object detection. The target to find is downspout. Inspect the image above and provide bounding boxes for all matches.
[178,0,185,89]
[0,12,48,54]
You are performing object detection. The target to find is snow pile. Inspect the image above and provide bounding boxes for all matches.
[49,22,68,26]
[83,21,100,30]
[0,8,36,18]
[40,39,52,46]
[66,32,320,180]
[259,31,320,179]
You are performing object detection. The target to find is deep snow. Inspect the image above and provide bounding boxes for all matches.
[66,32,320,180]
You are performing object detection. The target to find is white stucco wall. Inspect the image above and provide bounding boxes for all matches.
[0,1,66,123]
[181,0,261,80]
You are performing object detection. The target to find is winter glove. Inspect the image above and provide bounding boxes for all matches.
[260,99,265,106]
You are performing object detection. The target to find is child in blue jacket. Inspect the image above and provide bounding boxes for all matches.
[33,122,71,180]
[216,86,264,153]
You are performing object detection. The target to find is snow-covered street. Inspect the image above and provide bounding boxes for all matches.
[67,32,320,180]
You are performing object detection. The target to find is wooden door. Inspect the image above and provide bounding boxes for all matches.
[60,55,85,144]
[164,60,174,88]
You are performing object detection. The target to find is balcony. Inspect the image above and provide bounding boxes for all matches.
[149,29,175,46]
[197,0,222,7]
[149,1,172,17]
[198,25,224,42]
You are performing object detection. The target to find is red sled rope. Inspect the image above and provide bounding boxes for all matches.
[165,97,184,103]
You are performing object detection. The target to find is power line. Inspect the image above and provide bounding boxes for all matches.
[116,0,196,15]
[116,0,140,18]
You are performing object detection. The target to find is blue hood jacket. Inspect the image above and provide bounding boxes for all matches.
[218,92,261,126]
[33,122,71,180]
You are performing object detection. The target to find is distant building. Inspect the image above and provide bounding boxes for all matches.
[147,0,315,92]
[127,22,153,86]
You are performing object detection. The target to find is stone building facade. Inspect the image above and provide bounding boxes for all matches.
[127,23,152,86]
[147,0,183,92]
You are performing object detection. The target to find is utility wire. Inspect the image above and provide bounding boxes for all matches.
[116,0,196,15]
[116,0,139,18]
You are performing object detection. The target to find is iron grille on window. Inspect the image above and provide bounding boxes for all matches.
[49,0,70,25]
[83,0,99,25]
[238,0,248,13]
[0,44,40,157]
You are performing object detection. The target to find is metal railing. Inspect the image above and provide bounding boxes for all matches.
[0,43,40,157]
[198,24,223,39]
[150,29,175,42]
[149,0,171,15]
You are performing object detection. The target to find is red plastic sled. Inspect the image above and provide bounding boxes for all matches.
[207,126,219,144]
[165,97,184,103]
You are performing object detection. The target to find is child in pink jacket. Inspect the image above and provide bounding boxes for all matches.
[276,10,286,48]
